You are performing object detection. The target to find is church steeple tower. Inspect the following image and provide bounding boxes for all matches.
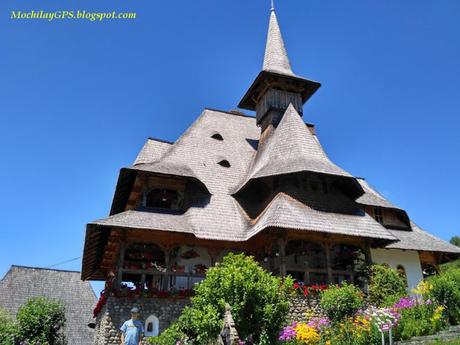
[263,8,293,76]
[238,7,321,131]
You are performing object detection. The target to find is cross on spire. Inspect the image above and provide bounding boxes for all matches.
[271,0,275,11]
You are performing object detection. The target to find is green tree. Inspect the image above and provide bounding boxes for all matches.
[152,253,293,345]
[0,308,16,345]
[450,236,460,247]
[16,297,66,345]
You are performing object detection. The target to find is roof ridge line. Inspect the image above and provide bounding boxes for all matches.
[147,137,174,144]
[205,108,255,118]
[10,265,81,274]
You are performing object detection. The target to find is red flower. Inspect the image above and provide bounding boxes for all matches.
[303,286,309,297]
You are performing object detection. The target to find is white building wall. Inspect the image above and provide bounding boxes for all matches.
[370,248,423,292]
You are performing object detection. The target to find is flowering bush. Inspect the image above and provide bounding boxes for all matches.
[279,314,379,345]
[427,272,460,325]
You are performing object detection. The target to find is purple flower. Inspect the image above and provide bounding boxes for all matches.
[279,323,297,341]
[307,317,330,330]
[425,299,433,305]
[393,297,416,310]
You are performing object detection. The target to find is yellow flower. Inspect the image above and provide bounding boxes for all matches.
[294,323,320,344]
[412,280,433,296]
[431,306,445,322]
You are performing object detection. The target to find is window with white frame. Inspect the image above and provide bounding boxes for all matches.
[145,315,159,337]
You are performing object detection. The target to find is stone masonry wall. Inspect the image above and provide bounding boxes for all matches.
[94,295,318,344]
[93,296,189,345]
[286,295,321,323]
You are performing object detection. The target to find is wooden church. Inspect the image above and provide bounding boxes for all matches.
[82,6,460,341]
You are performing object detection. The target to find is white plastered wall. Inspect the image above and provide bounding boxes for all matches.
[370,248,423,292]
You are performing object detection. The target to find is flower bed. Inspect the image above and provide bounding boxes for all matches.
[278,279,452,345]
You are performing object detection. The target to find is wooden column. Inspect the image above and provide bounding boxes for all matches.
[115,230,128,289]
[363,240,373,266]
[278,238,287,277]
[325,243,333,284]
[116,243,127,289]
[163,247,172,291]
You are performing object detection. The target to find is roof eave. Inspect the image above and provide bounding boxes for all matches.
[238,70,321,111]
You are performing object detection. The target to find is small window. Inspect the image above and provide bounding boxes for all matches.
[211,133,224,141]
[145,189,181,209]
[218,160,231,168]
[144,315,159,337]
[374,208,384,224]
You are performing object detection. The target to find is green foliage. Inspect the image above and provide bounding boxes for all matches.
[319,282,364,322]
[0,309,16,345]
[16,297,66,345]
[147,323,186,345]
[176,305,221,343]
[395,303,447,341]
[368,264,407,307]
[441,259,460,273]
[450,236,460,247]
[427,273,460,325]
[162,253,292,345]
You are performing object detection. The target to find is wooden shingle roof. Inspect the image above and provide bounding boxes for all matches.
[0,266,96,345]
[83,105,460,281]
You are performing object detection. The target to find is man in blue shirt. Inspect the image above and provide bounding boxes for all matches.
[120,307,144,345]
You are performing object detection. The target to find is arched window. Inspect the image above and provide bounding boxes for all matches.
[397,265,408,287]
[285,240,327,284]
[211,133,224,141]
[144,315,159,337]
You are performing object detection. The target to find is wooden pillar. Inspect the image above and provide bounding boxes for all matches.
[115,230,127,289]
[207,248,219,267]
[325,243,333,284]
[278,238,287,277]
[363,240,373,266]
[163,247,171,291]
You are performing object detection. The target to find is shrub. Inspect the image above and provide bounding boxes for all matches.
[147,323,186,345]
[0,309,16,345]
[163,253,292,344]
[368,264,407,307]
[427,273,460,325]
[395,303,447,341]
[319,282,364,322]
[16,297,66,345]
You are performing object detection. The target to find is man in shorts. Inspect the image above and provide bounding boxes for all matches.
[120,307,144,345]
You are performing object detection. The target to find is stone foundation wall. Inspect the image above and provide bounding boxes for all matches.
[286,295,321,323]
[93,295,319,344]
[93,297,189,345]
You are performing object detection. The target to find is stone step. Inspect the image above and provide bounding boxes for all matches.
[396,325,460,345]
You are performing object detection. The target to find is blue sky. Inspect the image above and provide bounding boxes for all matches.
[1,0,459,293]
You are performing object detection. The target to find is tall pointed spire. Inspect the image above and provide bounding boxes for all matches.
[238,4,321,130]
[263,9,294,76]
